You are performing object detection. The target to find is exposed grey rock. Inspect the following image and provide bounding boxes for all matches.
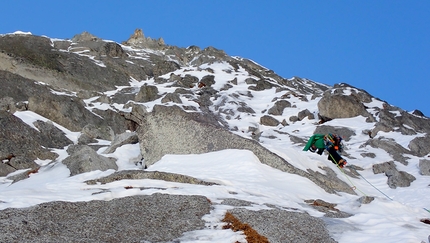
[362,137,411,165]
[2,30,430,242]
[0,194,211,243]
[314,125,356,141]
[373,161,397,174]
[298,108,315,120]
[260,115,280,126]
[386,170,416,189]
[199,75,216,87]
[229,208,336,243]
[77,133,97,145]
[171,74,199,88]
[82,124,115,141]
[101,42,126,58]
[128,104,355,195]
[161,92,182,104]
[244,77,257,85]
[318,84,376,121]
[33,120,73,148]
[220,198,253,207]
[398,110,430,133]
[361,152,376,158]
[151,60,181,77]
[305,199,353,218]
[110,87,137,104]
[85,170,217,186]
[237,103,255,114]
[28,94,104,132]
[289,115,299,122]
[267,99,291,115]
[248,79,274,91]
[0,34,130,92]
[71,31,101,42]
[372,161,416,189]
[63,145,117,176]
[135,84,160,102]
[408,135,430,157]
[90,109,129,135]
[0,111,56,176]
[358,196,375,204]
[419,159,430,175]
[318,93,371,119]
[189,46,229,66]
[0,163,16,177]
[412,109,425,117]
[122,28,165,50]
[0,97,15,112]
[102,132,139,154]
[0,71,52,104]
[5,167,40,184]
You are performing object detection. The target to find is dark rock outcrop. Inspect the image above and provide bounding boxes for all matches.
[0,111,58,176]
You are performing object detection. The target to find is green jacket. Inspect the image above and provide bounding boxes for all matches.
[303,134,326,151]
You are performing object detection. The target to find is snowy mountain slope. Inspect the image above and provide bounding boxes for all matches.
[0,31,429,242]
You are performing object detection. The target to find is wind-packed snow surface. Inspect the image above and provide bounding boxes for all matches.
[1,36,429,242]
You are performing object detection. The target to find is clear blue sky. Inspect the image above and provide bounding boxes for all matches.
[2,1,429,115]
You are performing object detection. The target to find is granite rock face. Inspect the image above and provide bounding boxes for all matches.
[0,194,211,243]
[1,30,429,242]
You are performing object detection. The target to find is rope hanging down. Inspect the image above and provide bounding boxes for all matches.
[356,173,393,201]
[327,151,430,213]
[328,152,393,201]
[328,153,367,196]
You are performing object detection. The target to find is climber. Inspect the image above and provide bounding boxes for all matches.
[303,133,347,168]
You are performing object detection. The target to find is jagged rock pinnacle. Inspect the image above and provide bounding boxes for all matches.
[123,28,165,48]
[130,28,145,40]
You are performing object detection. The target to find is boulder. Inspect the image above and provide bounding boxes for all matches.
[267,100,291,115]
[260,115,280,126]
[199,75,216,87]
[103,132,139,154]
[419,159,430,175]
[408,135,430,157]
[297,109,315,121]
[372,161,416,189]
[372,161,396,174]
[62,145,117,176]
[135,84,160,102]
[161,92,182,104]
[386,170,416,189]
[318,93,370,119]
[81,124,115,141]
